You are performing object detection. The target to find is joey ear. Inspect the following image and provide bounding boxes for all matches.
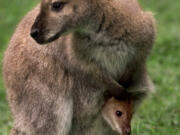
[103,91,112,101]
[108,85,128,100]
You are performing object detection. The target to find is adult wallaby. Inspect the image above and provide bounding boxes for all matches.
[3,0,156,135]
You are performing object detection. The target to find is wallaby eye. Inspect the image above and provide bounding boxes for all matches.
[51,2,66,11]
[116,110,122,117]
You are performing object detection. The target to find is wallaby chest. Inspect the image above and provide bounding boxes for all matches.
[91,41,136,80]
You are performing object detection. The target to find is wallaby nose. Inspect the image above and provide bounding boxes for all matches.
[125,128,131,135]
[31,28,39,39]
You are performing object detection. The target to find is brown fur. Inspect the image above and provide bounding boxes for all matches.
[3,0,156,135]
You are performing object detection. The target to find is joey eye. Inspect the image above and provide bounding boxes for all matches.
[51,2,66,11]
[116,111,122,117]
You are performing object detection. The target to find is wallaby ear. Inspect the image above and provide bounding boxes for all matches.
[103,90,112,102]
[111,89,130,101]
[107,84,129,100]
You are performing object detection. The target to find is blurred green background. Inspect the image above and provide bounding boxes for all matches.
[0,0,179,135]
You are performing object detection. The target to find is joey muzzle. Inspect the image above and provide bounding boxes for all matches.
[123,126,131,135]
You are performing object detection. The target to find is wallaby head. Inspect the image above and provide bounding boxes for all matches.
[30,0,145,44]
[102,97,133,135]
[31,0,92,44]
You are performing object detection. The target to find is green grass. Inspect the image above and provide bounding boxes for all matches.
[0,0,180,134]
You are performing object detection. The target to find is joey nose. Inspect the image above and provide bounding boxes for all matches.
[125,128,131,135]
[31,28,39,39]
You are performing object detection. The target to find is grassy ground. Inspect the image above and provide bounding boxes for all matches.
[0,0,179,135]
